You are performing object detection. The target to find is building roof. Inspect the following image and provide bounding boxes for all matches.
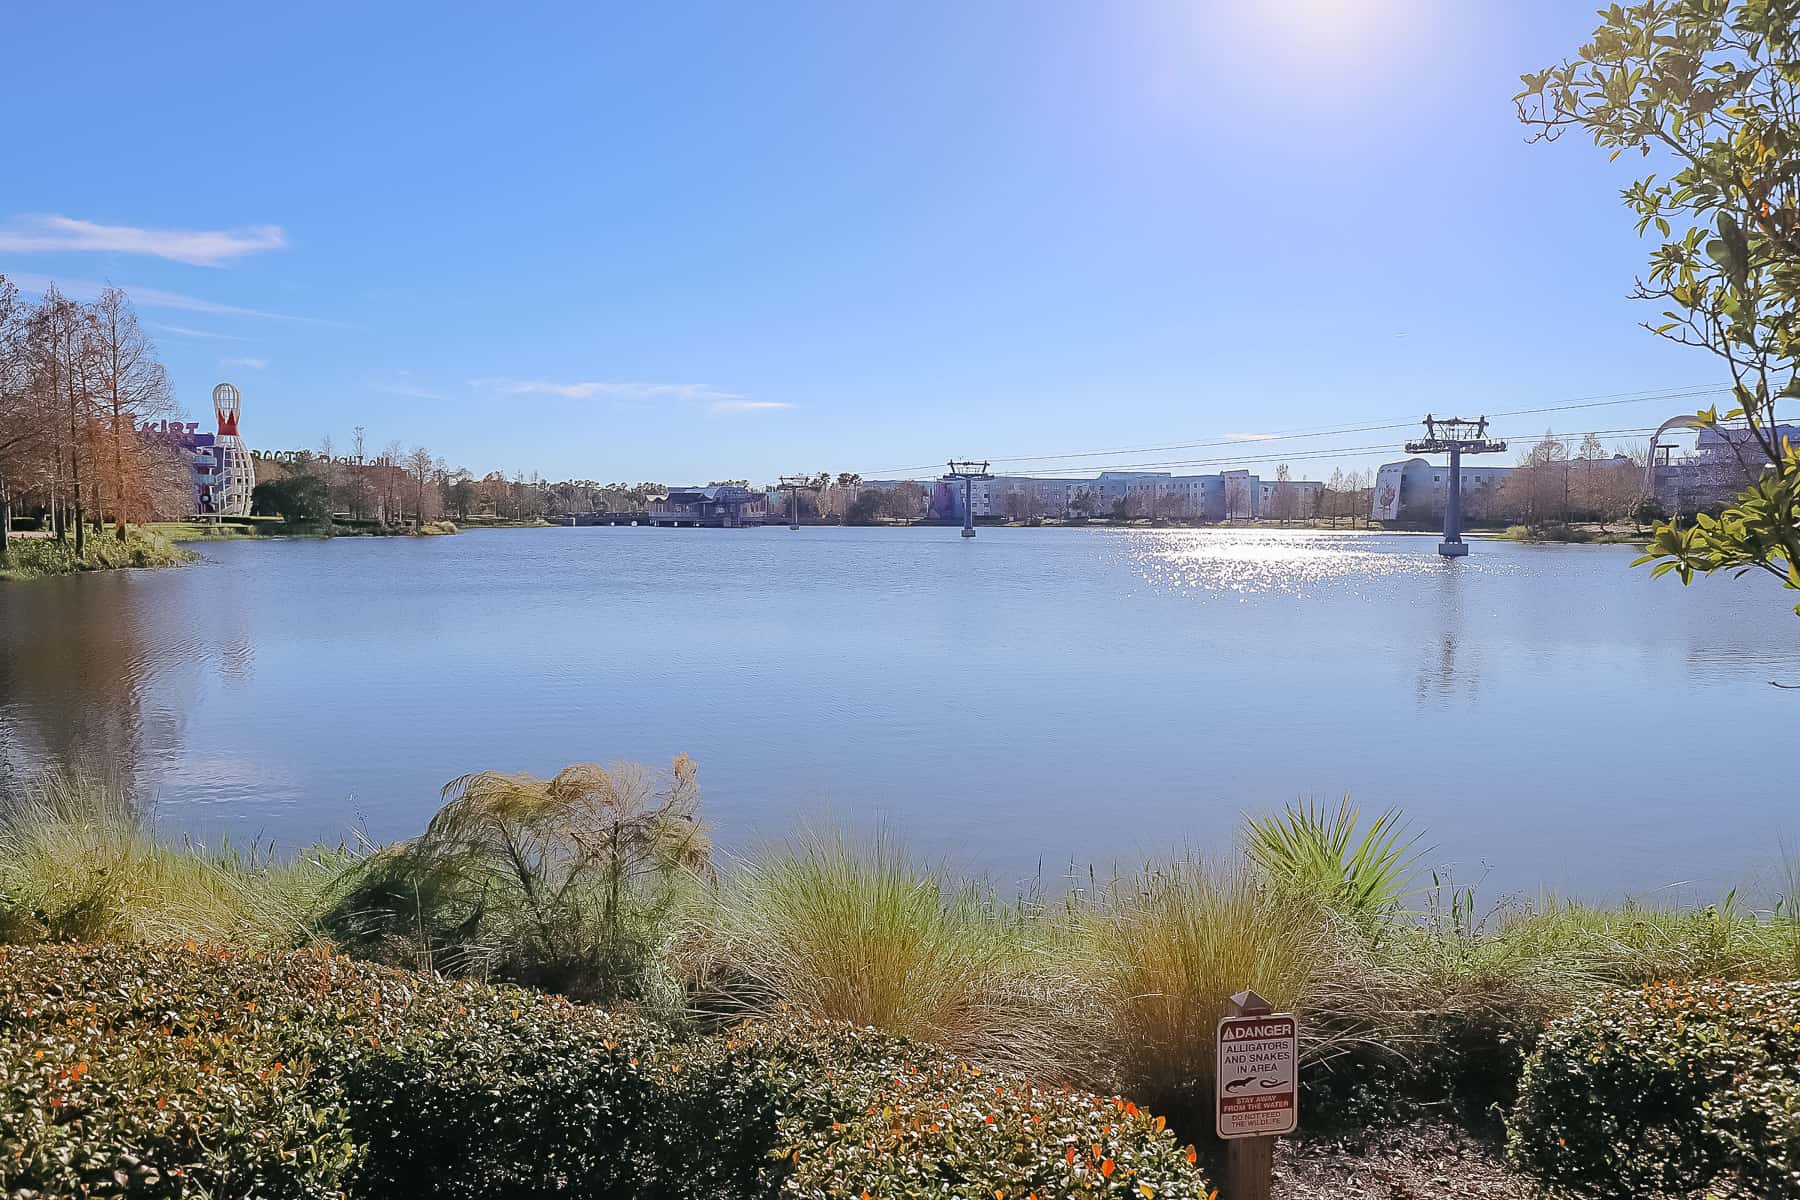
[666,484,754,502]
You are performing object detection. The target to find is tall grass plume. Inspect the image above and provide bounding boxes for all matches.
[688,829,1098,1080]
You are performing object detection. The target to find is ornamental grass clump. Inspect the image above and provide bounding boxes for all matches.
[1078,859,1336,1126]
[0,772,339,948]
[324,755,708,1006]
[1509,978,1800,1198]
[689,829,1099,1080]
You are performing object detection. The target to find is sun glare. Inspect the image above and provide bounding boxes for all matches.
[1251,0,1402,60]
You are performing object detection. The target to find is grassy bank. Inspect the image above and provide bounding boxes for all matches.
[147,517,311,540]
[3,768,1795,1194]
[5,773,1794,1095]
[152,517,468,541]
[0,526,196,581]
[149,518,264,540]
[458,514,553,529]
[1489,522,1648,545]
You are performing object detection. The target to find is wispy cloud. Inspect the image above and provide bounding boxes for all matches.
[220,356,267,369]
[0,215,285,266]
[148,322,256,342]
[709,399,794,415]
[1226,432,1281,441]
[376,382,446,401]
[361,369,446,401]
[4,272,337,324]
[469,377,747,405]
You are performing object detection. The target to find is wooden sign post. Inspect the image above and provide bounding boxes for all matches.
[1216,990,1298,1200]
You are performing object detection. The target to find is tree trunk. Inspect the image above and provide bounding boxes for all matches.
[114,422,127,540]
[0,472,9,562]
[69,373,85,559]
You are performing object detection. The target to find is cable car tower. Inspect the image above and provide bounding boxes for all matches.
[945,460,992,538]
[1405,415,1506,557]
[777,474,820,530]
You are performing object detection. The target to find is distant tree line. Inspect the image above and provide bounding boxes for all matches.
[259,446,590,529]
[1469,433,1649,531]
[0,275,189,563]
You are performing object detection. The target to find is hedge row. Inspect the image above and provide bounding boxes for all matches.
[1509,978,1800,1198]
[0,943,1212,1199]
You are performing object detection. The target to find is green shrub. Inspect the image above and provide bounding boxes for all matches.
[1508,978,1800,1197]
[0,943,1212,1199]
[251,476,332,525]
[329,1002,684,1199]
[0,942,359,1198]
[0,942,692,1199]
[685,1018,1213,1200]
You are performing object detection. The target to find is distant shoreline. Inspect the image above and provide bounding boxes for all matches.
[150,517,553,543]
[577,517,1645,544]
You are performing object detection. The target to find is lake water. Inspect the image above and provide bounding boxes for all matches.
[2,526,1795,901]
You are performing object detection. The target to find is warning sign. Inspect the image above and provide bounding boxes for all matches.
[1215,1011,1298,1139]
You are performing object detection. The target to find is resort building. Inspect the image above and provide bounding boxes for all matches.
[137,420,221,516]
[1370,458,1513,522]
[931,469,1323,522]
[648,485,767,527]
[1648,422,1800,515]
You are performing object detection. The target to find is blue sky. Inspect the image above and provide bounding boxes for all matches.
[4,1,1715,483]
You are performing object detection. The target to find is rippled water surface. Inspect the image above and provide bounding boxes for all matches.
[3,526,1795,899]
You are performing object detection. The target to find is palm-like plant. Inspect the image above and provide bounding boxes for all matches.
[326,755,709,1003]
[1243,795,1424,920]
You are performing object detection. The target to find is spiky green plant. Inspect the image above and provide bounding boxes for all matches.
[1243,795,1423,919]
[325,755,709,1005]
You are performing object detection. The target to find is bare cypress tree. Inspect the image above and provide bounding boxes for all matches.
[408,445,434,525]
[26,287,92,552]
[89,287,172,538]
[381,439,405,524]
[0,277,43,562]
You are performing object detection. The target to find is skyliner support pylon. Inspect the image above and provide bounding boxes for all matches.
[1404,416,1506,557]
[944,461,992,538]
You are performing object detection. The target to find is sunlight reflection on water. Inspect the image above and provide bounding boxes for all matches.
[1122,528,1488,596]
